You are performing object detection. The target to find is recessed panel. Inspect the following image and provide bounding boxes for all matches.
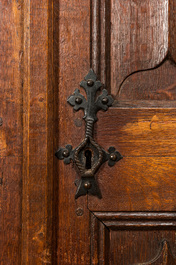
[111,0,168,94]
[91,213,176,265]
[109,230,176,265]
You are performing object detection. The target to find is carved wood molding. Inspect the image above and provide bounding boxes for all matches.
[90,212,110,265]
[93,212,176,229]
[90,212,176,265]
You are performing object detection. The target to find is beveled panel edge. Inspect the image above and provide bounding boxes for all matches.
[90,212,176,264]
[90,212,110,265]
[93,212,176,229]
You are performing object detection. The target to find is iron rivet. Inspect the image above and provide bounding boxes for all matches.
[84,181,91,189]
[62,149,69,158]
[75,97,82,104]
[102,97,108,104]
[76,207,84,216]
[110,153,117,161]
[87,79,94,87]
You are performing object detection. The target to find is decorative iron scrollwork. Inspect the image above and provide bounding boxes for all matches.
[55,69,122,199]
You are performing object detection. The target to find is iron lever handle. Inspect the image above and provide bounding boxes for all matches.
[55,69,122,199]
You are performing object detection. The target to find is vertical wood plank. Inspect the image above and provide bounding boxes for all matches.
[22,0,54,264]
[0,0,23,264]
[57,0,91,264]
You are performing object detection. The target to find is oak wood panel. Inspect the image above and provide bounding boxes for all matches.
[111,0,169,94]
[113,0,176,100]
[0,1,23,264]
[22,0,55,264]
[109,231,176,265]
[96,108,176,157]
[58,0,176,264]
[1,0,175,263]
[118,59,176,100]
[89,109,176,211]
[91,212,176,265]
[92,0,176,98]
[0,157,22,265]
[56,0,92,264]
[88,157,176,211]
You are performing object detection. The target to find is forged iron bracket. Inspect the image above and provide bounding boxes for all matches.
[55,69,122,199]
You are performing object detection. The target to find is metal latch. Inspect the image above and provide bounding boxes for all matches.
[55,69,122,199]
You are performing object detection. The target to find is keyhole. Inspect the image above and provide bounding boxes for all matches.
[85,150,92,169]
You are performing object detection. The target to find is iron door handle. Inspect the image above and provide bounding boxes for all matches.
[55,69,122,199]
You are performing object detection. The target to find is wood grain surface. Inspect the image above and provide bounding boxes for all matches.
[92,0,176,98]
[0,0,92,263]
[56,0,91,264]
[97,108,176,157]
[111,0,169,93]
[88,108,176,211]
[89,1,176,262]
[22,0,55,264]
[1,0,176,264]
[0,1,23,264]
[90,213,176,265]
[118,60,176,100]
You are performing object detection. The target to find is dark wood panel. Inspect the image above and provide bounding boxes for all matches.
[96,108,176,156]
[91,212,176,265]
[88,157,176,211]
[117,60,176,100]
[56,0,91,264]
[0,157,22,265]
[92,0,176,100]
[90,109,176,212]
[22,0,55,263]
[0,1,23,264]
[108,231,176,265]
[111,0,168,94]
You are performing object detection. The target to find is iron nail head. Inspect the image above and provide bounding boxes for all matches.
[75,97,82,104]
[102,97,109,104]
[87,79,94,87]
[84,181,91,189]
[62,149,69,158]
[110,153,117,161]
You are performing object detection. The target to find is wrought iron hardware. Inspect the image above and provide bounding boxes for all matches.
[55,69,122,199]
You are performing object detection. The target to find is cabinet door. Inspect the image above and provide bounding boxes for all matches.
[57,0,176,264]
[0,0,176,264]
[87,0,176,264]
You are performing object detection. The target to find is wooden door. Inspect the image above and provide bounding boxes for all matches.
[1,0,176,264]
